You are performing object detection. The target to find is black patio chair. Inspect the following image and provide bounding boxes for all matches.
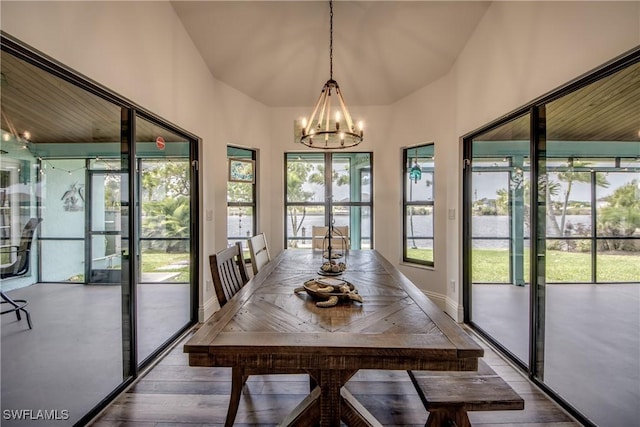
[1,218,42,329]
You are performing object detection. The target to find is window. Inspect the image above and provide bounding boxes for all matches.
[403,144,434,266]
[227,146,257,250]
[285,152,372,249]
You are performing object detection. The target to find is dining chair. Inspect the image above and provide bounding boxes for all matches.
[209,241,311,427]
[312,225,350,251]
[247,233,271,275]
[311,225,327,250]
[209,242,249,308]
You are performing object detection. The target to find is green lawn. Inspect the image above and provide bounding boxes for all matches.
[408,248,639,283]
[474,248,639,283]
[141,252,190,282]
[141,248,638,284]
[406,248,434,264]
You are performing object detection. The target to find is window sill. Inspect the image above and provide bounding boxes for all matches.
[400,261,435,271]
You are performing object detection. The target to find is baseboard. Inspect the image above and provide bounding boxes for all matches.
[445,295,464,322]
[422,290,463,322]
[199,296,220,322]
[422,289,446,310]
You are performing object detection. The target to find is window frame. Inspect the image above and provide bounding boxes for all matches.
[284,152,373,250]
[402,143,435,267]
[227,146,257,249]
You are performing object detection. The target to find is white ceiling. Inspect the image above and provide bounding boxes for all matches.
[171,1,490,107]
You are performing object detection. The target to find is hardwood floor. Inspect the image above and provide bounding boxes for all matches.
[91,327,581,427]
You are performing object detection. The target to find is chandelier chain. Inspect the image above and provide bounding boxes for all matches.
[299,0,363,149]
[329,0,333,80]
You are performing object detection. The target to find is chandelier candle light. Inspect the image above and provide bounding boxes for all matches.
[299,0,364,149]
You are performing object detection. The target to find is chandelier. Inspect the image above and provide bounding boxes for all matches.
[299,0,363,149]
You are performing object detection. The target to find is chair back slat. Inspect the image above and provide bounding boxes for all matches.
[209,242,249,307]
[248,233,271,275]
[0,218,42,279]
[311,225,349,250]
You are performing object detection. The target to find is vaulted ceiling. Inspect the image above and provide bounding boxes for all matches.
[170,1,491,107]
[1,1,638,149]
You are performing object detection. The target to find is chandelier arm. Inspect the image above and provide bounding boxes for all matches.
[324,93,332,143]
[335,87,355,132]
[317,87,329,129]
[305,88,326,135]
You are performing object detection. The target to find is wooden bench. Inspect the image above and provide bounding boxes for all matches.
[408,359,524,427]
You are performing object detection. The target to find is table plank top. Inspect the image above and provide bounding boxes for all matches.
[185,250,483,371]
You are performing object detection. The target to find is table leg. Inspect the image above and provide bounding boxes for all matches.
[340,388,384,427]
[278,387,321,427]
[278,369,382,427]
[319,369,344,427]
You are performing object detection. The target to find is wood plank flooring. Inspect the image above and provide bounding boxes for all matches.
[90,327,581,427]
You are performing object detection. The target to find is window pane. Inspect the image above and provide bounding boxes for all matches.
[331,205,350,229]
[470,113,531,367]
[286,206,324,248]
[546,239,592,282]
[140,160,191,239]
[140,240,190,283]
[546,170,592,238]
[227,206,255,242]
[332,152,371,202]
[360,168,371,203]
[332,156,351,202]
[405,145,434,201]
[136,120,192,364]
[596,171,639,238]
[596,240,640,282]
[471,240,510,283]
[286,153,325,203]
[405,205,433,263]
[227,182,253,203]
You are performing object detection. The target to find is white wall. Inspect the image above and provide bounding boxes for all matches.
[41,160,86,281]
[388,72,457,313]
[0,0,271,321]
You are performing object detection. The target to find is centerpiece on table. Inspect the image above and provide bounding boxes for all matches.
[318,215,348,276]
[294,277,363,307]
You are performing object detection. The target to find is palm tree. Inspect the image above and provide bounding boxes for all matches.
[556,161,609,235]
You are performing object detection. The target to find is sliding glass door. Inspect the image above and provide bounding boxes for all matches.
[135,117,194,363]
[0,46,130,426]
[468,114,531,366]
[1,36,198,426]
[539,63,640,426]
[465,53,640,426]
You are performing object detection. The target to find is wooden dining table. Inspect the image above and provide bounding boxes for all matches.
[184,249,484,426]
